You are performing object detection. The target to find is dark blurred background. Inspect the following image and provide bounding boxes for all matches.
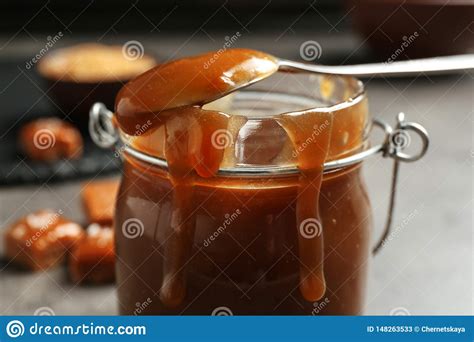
[0,0,344,32]
[0,0,363,64]
[1,0,472,59]
[0,0,472,315]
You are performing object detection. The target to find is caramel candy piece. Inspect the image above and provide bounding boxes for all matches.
[69,224,115,284]
[81,179,120,225]
[19,117,83,161]
[4,209,84,271]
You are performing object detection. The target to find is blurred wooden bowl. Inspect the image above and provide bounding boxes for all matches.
[38,43,156,132]
[347,0,474,59]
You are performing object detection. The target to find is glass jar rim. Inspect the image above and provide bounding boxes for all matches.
[247,78,366,120]
[203,75,366,121]
[119,73,371,177]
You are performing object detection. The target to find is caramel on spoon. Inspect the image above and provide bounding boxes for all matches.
[115,49,278,135]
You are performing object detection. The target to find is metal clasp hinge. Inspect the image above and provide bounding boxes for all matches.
[89,102,118,149]
[373,112,429,254]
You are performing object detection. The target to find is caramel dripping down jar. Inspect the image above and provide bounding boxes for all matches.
[90,72,428,315]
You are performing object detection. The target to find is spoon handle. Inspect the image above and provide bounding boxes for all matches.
[279,54,474,78]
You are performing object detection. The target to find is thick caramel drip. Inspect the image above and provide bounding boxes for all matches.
[159,107,239,307]
[277,112,333,302]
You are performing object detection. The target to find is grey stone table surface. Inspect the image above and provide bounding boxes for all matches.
[0,35,473,315]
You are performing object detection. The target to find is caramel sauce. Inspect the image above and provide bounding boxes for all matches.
[158,107,232,306]
[114,49,355,309]
[115,49,277,135]
[276,112,333,301]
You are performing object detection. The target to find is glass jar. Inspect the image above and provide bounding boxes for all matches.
[90,72,428,315]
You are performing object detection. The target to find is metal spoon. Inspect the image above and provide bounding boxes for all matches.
[278,54,474,78]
